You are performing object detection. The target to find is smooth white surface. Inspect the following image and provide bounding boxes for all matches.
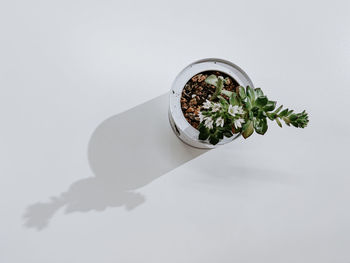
[0,0,349,262]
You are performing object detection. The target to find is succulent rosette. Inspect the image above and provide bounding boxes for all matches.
[198,75,309,145]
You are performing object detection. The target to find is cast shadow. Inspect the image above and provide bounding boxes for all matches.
[23,93,207,230]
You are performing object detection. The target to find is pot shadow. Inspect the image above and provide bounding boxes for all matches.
[23,93,208,230]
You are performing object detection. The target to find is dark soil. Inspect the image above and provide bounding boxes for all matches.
[181,71,239,129]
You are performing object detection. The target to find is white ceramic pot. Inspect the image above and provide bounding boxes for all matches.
[169,58,254,149]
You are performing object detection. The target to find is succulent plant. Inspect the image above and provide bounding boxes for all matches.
[198,74,309,145]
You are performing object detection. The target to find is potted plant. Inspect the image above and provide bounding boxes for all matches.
[169,58,309,148]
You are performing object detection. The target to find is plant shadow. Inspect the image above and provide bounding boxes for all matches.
[23,93,207,230]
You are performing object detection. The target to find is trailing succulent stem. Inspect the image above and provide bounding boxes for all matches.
[197,74,309,145]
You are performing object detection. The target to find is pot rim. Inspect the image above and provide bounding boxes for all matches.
[169,58,254,149]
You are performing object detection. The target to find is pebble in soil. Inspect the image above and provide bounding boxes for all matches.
[181,71,239,129]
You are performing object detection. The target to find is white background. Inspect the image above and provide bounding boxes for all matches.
[1,0,350,262]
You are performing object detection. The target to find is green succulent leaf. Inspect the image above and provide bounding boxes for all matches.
[217,76,224,88]
[245,98,252,110]
[274,105,283,114]
[254,118,268,135]
[251,106,259,113]
[229,92,239,106]
[224,131,233,137]
[205,74,218,87]
[263,100,277,111]
[289,114,297,121]
[279,108,289,117]
[256,96,268,107]
[257,110,267,118]
[239,86,247,99]
[217,131,224,140]
[275,117,282,127]
[255,88,264,97]
[266,112,277,120]
[288,110,309,128]
[283,117,291,126]
[246,86,255,102]
[221,89,233,97]
[242,120,254,139]
[198,124,210,140]
[210,76,224,100]
[218,95,229,106]
[209,134,220,145]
